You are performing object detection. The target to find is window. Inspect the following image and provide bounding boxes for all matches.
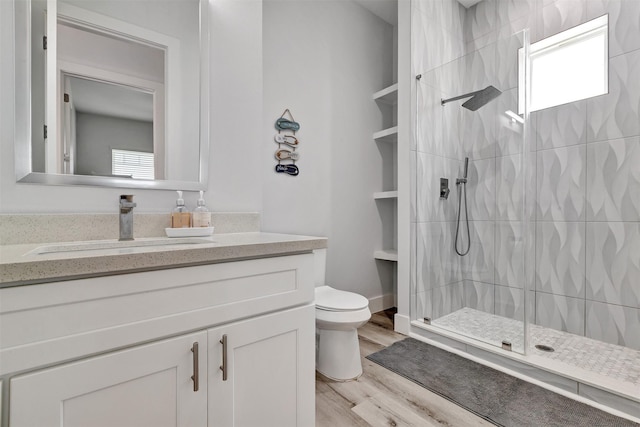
[112,149,155,180]
[522,15,608,112]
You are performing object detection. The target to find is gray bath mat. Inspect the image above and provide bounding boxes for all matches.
[366,338,638,426]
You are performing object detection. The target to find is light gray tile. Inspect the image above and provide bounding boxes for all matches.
[535,292,585,336]
[464,280,495,314]
[586,137,640,221]
[535,100,587,150]
[466,157,496,221]
[463,0,498,43]
[495,285,525,321]
[461,42,497,95]
[416,153,458,222]
[535,0,587,42]
[586,0,640,57]
[495,221,527,289]
[432,282,465,319]
[586,49,640,142]
[463,221,495,284]
[536,221,586,298]
[496,89,526,156]
[536,144,586,221]
[416,222,462,290]
[416,82,445,156]
[415,289,432,321]
[586,300,640,350]
[586,222,640,309]
[412,0,466,72]
[460,102,498,160]
[496,0,537,30]
[496,154,524,221]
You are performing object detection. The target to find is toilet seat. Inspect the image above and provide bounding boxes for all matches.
[315,286,369,311]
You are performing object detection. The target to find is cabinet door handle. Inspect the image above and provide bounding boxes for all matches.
[220,334,228,381]
[191,342,199,392]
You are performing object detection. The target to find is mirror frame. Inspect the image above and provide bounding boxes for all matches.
[13,0,210,191]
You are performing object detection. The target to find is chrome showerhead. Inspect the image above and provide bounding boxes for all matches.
[441,85,502,111]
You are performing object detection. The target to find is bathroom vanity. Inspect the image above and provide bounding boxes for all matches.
[0,231,326,426]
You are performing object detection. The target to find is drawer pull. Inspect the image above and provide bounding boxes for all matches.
[220,334,228,381]
[191,342,199,392]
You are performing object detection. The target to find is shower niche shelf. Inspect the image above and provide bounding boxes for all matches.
[373,126,398,143]
[374,249,398,262]
[373,191,398,199]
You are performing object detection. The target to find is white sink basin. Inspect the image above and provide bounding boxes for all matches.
[27,238,213,256]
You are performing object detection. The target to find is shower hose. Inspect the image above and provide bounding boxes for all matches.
[455,180,470,256]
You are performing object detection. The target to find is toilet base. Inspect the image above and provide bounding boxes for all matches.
[316,328,362,380]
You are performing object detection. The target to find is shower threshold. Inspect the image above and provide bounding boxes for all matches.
[410,307,640,420]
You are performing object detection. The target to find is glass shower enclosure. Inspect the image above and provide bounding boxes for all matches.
[411,29,531,354]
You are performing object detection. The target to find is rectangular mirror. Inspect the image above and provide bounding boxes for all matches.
[14,0,210,190]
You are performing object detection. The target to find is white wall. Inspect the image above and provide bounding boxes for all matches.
[262,0,395,301]
[0,0,262,214]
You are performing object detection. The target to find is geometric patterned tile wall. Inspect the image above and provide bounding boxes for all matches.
[412,0,640,350]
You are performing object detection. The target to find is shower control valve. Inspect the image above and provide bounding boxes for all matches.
[440,178,450,200]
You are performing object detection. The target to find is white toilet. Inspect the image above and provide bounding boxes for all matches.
[315,285,371,380]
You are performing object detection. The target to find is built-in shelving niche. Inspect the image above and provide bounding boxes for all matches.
[373,83,398,263]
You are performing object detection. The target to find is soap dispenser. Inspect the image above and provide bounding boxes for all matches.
[192,191,211,227]
[171,191,192,228]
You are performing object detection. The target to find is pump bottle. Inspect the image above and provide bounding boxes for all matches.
[192,191,212,227]
[171,191,192,228]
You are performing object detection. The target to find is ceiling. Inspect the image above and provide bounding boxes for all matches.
[354,0,397,25]
[354,0,484,26]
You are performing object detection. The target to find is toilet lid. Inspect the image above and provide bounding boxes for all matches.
[315,286,369,311]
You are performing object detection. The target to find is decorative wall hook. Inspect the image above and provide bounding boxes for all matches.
[273,108,300,176]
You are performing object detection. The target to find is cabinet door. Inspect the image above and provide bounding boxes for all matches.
[208,304,315,427]
[10,331,207,427]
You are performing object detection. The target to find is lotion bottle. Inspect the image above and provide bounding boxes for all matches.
[171,191,192,228]
[192,190,211,227]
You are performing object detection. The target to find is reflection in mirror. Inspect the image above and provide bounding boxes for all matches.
[15,0,209,190]
[64,76,158,179]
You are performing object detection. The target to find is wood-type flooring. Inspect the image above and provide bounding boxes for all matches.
[316,309,492,427]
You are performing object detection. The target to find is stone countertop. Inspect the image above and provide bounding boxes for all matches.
[0,232,328,287]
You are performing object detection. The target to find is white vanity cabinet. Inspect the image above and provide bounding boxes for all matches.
[208,305,315,427]
[0,252,316,427]
[10,331,208,427]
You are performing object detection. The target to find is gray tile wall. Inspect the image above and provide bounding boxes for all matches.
[412,0,640,350]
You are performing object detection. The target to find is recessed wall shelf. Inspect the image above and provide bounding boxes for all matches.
[374,249,398,262]
[373,126,398,143]
[373,191,398,199]
[373,83,398,105]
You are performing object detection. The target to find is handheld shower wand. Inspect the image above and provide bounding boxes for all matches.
[455,157,471,256]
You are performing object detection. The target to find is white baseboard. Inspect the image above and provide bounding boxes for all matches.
[368,293,396,314]
[394,313,410,335]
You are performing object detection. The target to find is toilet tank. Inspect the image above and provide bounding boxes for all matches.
[313,249,326,288]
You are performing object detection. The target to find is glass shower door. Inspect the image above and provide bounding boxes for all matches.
[411,29,531,354]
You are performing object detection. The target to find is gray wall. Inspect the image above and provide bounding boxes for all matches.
[261,0,395,301]
[75,112,153,177]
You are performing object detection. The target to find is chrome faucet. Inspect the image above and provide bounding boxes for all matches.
[119,195,136,241]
